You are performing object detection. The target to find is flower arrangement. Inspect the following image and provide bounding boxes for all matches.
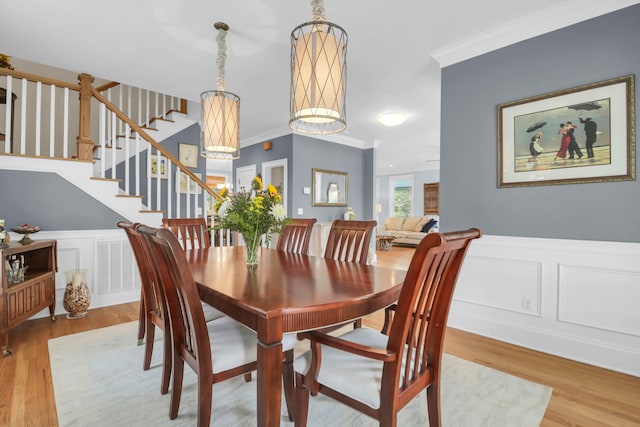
[217,175,289,265]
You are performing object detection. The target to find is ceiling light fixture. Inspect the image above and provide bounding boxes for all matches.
[289,0,347,135]
[377,112,408,127]
[200,22,240,160]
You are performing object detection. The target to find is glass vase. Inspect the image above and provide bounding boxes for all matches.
[242,232,261,266]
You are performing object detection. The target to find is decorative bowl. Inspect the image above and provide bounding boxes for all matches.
[11,225,41,244]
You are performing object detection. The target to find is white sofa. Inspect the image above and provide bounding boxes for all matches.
[378,215,439,247]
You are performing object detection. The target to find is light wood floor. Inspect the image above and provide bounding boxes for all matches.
[1,246,638,426]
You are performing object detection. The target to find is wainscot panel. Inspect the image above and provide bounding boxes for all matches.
[449,234,640,377]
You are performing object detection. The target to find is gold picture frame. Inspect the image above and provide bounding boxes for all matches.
[498,75,635,187]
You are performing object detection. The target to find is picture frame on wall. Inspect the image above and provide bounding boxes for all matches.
[178,143,199,168]
[176,171,202,194]
[150,154,168,179]
[497,74,635,187]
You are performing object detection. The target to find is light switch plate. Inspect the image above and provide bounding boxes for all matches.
[303,187,311,194]
[297,208,304,215]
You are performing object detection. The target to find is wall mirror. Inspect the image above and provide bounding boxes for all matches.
[312,168,348,206]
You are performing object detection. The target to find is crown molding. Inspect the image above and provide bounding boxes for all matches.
[431,0,639,68]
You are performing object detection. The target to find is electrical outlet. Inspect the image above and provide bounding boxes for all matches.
[297,208,303,215]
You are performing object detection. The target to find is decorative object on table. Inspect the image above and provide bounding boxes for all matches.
[217,174,289,266]
[5,255,28,284]
[11,224,40,244]
[498,74,635,187]
[343,206,355,220]
[312,168,348,206]
[0,219,7,248]
[0,53,14,70]
[63,269,91,319]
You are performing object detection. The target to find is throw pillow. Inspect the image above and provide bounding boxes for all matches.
[420,218,438,233]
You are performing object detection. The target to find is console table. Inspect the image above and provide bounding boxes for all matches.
[1,240,57,357]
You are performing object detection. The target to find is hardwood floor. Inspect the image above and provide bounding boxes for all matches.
[1,246,638,426]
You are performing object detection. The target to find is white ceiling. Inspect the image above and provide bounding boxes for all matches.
[1,0,636,175]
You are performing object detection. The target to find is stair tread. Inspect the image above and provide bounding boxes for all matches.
[140,210,165,213]
[90,177,123,183]
[116,194,144,199]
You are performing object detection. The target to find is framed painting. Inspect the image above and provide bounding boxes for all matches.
[176,171,202,194]
[312,168,348,206]
[150,154,168,179]
[498,75,635,187]
[178,143,199,168]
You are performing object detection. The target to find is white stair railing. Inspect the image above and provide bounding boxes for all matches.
[1,68,219,221]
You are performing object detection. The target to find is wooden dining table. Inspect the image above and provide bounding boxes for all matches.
[187,245,405,427]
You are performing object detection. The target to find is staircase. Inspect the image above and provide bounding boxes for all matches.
[0,68,217,226]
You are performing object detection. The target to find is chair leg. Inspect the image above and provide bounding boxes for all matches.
[169,356,184,420]
[282,349,295,421]
[143,323,155,370]
[160,328,172,395]
[137,294,145,345]
[426,383,441,427]
[294,373,310,427]
[197,376,213,427]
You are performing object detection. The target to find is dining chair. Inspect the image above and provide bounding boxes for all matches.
[323,219,377,329]
[162,217,211,250]
[276,218,317,254]
[293,228,482,427]
[162,217,226,322]
[118,220,172,395]
[324,220,376,265]
[137,225,298,426]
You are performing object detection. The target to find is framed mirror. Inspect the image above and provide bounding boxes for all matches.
[312,168,348,206]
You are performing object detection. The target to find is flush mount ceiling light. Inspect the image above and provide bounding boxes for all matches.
[200,22,240,160]
[377,112,408,127]
[289,0,347,135]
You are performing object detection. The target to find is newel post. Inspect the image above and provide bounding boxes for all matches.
[76,73,95,161]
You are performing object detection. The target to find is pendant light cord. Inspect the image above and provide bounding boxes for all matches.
[215,24,228,91]
[311,0,326,21]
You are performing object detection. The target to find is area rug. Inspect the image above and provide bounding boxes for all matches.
[49,322,551,426]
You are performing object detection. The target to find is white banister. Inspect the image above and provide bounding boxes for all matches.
[49,84,55,157]
[99,102,106,177]
[35,81,42,156]
[20,78,27,154]
[63,87,69,158]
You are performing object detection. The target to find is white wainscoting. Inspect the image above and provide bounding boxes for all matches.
[23,230,639,377]
[449,234,640,377]
[25,229,140,319]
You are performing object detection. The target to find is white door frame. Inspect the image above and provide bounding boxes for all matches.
[262,158,288,213]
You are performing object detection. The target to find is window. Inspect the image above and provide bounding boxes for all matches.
[389,175,412,217]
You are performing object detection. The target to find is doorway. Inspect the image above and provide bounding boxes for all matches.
[262,159,288,214]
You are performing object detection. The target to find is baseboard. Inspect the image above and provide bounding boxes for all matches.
[448,303,640,377]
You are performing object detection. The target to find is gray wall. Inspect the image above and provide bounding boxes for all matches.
[440,5,640,243]
[233,134,294,215]
[291,135,370,222]
[0,170,123,230]
[233,134,373,222]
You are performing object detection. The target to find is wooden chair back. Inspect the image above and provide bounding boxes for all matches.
[162,217,210,250]
[137,224,259,425]
[324,220,376,264]
[385,228,481,426]
[276,218,317,254]
[117,220,172,394]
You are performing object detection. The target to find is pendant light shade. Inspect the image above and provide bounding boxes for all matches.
[290,1,347,135]
[200,22,240,160]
